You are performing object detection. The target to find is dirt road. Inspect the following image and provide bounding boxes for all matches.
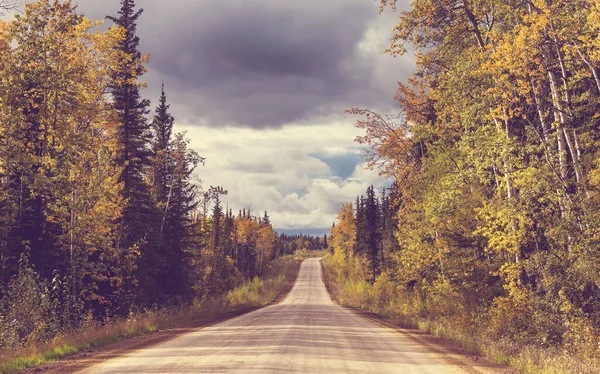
[78,258,507,374]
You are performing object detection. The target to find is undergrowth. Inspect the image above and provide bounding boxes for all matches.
[321,250,600,374]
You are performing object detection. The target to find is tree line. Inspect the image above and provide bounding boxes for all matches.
[0,0,309,349]
[330,0,600,366]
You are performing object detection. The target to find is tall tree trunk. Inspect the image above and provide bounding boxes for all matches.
[532,81,550,144]
[548,70,568,180]
[70,190,77,307]
[551,29,585,184]
[575,47,600,93]
[435,230,446,281]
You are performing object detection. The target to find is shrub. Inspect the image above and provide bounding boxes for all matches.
[1,253,52,349]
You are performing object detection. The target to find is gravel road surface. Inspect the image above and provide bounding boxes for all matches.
[78,258,507,374]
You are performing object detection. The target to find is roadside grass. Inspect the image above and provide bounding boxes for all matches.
[320,253,600,374]
[0,253,304,374]
[0,315,160,374]
[227,254,302,307]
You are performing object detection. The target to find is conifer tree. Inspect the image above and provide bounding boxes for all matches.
[379,185,401,272]
[151,84,174,205]
[355,196,366,255]
[223,209,235,261]
[158,133,201,300]
[145,85,202,301]
[352,186,382,280]
[107,0,151,219]
[107,0,153,308]
[364,185,380,280]
[204,186,228,296]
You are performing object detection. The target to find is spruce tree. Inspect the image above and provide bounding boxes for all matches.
[107,0,154,309]
[151,84,174,205]
[224,209,235,261]
[355,186,381,281]
[145,84,203,302]
[355,196,366,255]
[206,186,228,296]
[380,184,401,273]
[364,185,380,281]
[161,134,200,299]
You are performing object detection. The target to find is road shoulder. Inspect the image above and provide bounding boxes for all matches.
[21,307,261,374]
[319,259,517,374]
[347,307,518,374]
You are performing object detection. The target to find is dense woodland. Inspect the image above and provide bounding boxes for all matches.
[0,0,326,350]
[327,0,600,369]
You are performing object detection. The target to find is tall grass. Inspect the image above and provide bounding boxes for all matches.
[0,254,303,374]
[321,251,600,374]
[227,254,301,307]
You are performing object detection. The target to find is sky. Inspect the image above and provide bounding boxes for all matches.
[47,0,415,233]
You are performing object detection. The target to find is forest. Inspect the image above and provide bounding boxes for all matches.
[325,0,600,372]
[0,0,326,352]
[2,0,599,372]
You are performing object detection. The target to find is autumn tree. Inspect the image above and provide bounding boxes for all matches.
[235,215,259,278]
[329,203,356,258]
[330,0,600,363]
[0,0,125,317]
[256,224,276,274]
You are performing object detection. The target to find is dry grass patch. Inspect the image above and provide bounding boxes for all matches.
[321,252,600,374]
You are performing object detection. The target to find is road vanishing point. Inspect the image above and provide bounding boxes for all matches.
[79,258,507,374]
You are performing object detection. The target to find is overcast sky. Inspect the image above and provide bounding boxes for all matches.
[69,0,414,232]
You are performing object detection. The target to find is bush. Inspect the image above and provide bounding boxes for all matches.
[1,253,53,349]
[226,277,264,306]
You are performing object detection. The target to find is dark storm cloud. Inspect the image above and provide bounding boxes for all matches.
[73,0,409,128]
